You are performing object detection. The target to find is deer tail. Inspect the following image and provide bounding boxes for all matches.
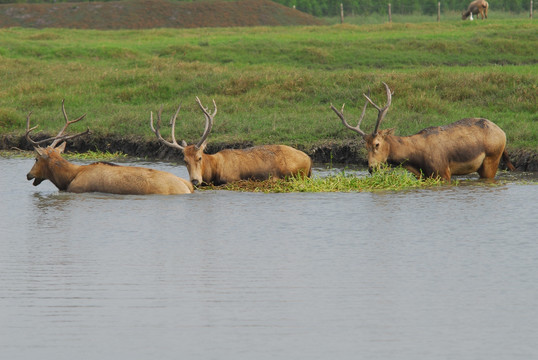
[502,149,516,171]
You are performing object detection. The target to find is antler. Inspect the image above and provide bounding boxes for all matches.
[150,103,186,151]
[364,82,392,135]
[330,82,393,137]
[25,100,90,148]
[330,88,370,137]
[194,97,217,149]
[150,97,217,151]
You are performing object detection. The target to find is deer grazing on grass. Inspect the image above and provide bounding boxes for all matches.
[150,97,312,186]
[330,82,515,181]
[462,0,489,20]
[26,101,193,195]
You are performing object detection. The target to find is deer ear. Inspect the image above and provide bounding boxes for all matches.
[35,147,47,157]
[199,139,208,151]
[383,128,395,137]
[56,142,67,153]
[181,140,188,147]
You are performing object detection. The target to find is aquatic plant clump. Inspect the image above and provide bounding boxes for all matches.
[207,166,445,193]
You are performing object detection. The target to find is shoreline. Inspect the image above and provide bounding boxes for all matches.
[1,134,536,172]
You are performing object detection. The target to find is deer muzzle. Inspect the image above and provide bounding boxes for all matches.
[27,172,43,186]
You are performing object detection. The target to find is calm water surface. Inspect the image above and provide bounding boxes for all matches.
[1,157,537,360]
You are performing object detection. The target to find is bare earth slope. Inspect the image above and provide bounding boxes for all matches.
[0,0,323,29]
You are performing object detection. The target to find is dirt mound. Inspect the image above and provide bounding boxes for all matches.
[0,0,323,29]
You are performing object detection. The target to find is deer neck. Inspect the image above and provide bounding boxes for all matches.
[201,153,218,184]
[385,135,421,166]
[48,156,81,191]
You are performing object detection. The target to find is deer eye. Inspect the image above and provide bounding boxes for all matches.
[374,143,380,149]
[197,157,202,162]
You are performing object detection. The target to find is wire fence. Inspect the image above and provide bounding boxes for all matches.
[332,1,534,23]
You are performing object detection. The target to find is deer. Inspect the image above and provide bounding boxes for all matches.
[26,101,193,195]
[150,97,312,186]
[462,0,489,20]
[330,82,515,182]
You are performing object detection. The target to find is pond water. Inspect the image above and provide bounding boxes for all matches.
[1,157,537,360]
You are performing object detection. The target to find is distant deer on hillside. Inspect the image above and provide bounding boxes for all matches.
[462,0,489,20]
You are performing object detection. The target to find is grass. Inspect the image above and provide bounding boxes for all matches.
[0,20,536,152]
[64,150,128,161]
[324,10,533,25]
[207,166,445,192]
[0,148,127,161]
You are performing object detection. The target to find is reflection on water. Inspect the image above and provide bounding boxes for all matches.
[1,157,537,360]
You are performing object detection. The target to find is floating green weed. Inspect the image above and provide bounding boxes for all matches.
[207,166,445,193]
[64,150,127,161]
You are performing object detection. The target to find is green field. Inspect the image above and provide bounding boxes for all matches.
[0,19,536,155]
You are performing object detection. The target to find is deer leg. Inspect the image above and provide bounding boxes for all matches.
[440,167,452,182]
[403,165,423,179]
[478,154,502,179]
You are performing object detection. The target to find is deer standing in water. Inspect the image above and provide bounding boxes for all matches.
[331,82,515,181]
[462,0,489,20]
[150,97,312,186]
[26,101,193,195]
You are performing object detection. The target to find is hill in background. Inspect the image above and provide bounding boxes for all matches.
[0,0,324,29]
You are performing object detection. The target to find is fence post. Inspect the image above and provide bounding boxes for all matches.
[388,3,392,23]
[340,3,344,24]
[531,0,534,19]
[437,2,441,22]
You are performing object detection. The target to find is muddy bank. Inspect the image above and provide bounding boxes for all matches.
[2,134,536,172]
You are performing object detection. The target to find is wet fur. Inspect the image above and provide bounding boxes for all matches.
[27,146,193,195]
[366,118,514,181]
[184,144,312,185]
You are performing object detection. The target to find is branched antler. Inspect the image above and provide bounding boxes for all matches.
[331,82,393,136]
[150,97,217,151]
[330,88,370,137]
[364,82,392,135]
[25,100,90,148]
[150,104,186,151]
[194,97,217,149]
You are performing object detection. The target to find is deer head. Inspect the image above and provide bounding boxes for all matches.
[26,100,90,185]
[331,82,394,172]
[150,97,217,186]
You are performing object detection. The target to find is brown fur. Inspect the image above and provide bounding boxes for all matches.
[183,144,312,186]
[365,118,513,181]
[151,98,312,187]
[462,0,488,19]
[27,144,193,195]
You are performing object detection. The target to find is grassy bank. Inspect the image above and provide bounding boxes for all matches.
[0,20,536,154]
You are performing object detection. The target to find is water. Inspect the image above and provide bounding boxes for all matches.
[1,157,537,360]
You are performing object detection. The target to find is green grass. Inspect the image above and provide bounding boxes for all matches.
[0,148,127,161]
[0,19,536,152]
[324,10,532,25]
[64,150,128,161]
[208,166,445,192]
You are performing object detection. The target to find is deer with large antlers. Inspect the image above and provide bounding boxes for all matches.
[26,101,193,195]
[331,82,515,181]
[151,97,312,186]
